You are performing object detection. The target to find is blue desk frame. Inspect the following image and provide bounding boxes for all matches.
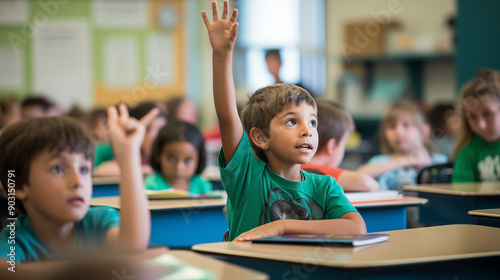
[354,197,427,232]
[150,204,228,248]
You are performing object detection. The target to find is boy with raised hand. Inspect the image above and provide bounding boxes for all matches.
[201,1,365,242]
[0,104,157,277]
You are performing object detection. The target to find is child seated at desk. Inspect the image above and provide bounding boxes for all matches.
[201,1,365,242]
[453,68,500,182]
[145,119,212,194]
[302,100,380,192]
[358,100,448,192]
[0,104,156,274]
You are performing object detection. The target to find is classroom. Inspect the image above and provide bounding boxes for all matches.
[0,0,499,279]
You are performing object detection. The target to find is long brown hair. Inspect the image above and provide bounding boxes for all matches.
[454,68,500,158]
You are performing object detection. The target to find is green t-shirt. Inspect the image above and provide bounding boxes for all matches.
[218,132,358,241]
[0,206,120,263]
[144,171,213,194]
[452,135,500,183]
[94,142,114,167]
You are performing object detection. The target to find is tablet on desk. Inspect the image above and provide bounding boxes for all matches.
[252,234,389,247]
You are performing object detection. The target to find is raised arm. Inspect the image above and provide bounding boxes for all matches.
[202,1,243,164]
[105,104,158,251]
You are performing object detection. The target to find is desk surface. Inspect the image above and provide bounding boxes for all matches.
[352,196,427,208]
[91,196,226,211]
[92,176,121,185]
[468,208,500,220]
[169,251,267,279]
[403,182,500,196]
[192,224,500,268]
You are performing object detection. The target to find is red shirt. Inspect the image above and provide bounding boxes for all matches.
[301,162,346,179]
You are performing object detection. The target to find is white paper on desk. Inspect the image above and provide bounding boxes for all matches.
[345,190,402,203]
[103,36,140,88]
[0,0,28,24]
[146,32,176,86]
[93,1,148,28]
[32,20,91,109]
[0,47,23,88]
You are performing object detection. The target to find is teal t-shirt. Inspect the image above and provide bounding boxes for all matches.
[218,132,358,241]
[94,142,114,167]
[368,153,448,192]
[0,206,119,263]
[144,171,213,194]
[452,135,500,183]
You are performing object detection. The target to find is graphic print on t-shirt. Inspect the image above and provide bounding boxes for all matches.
[259,188,324,225]
[478,155,500,181]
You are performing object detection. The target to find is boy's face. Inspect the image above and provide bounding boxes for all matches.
[265,103,318,167]
[17,149,92,224]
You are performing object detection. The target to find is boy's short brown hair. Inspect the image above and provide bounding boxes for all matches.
[241,83,316,162]
[315,99,355,152]
[0,117,94,212]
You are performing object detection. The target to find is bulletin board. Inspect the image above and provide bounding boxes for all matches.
[0,0,186,108]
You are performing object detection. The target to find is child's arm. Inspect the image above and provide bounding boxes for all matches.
[235,212,366,241]
[93,160,120,176]
[202,0,242,164]
[105,104,159,251]
[358,151,432,178]
[337,171,380,192]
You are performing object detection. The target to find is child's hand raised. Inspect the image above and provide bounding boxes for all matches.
[201,1,239,54]
[107,104,159,160]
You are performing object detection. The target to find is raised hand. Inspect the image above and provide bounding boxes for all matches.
[201,0,239,54]
[107,104,159,159]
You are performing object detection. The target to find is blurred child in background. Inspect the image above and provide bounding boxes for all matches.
[428,103,460,160]
[146,119,212,194]
[358,100,448,192]
[302,100,379,191]
[453,68,500,182]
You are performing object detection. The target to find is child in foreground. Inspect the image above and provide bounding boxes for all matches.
[0,104,156,276]
[302,100,380,191]
[202,1,365,242]
[145,119,212,194]
[452,68,500,182]
[358,100,448,192]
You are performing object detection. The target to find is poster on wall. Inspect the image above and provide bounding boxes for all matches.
[0,48,23,89]
[0,0,27,24]
[32,20,91,109]
[103,36,140,88]
[93,1,148,28]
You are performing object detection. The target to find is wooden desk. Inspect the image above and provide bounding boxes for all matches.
[92,176,120,197]
[468,208,500,228]
[404,182,500,226]
[165,251,268,279]
[192,224,500,280]
[91,196,228,248]
[353,196,428,232]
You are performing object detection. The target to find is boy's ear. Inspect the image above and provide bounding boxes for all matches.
[249,127,268,150]
[15,185,29,201]
[326,138,337,155]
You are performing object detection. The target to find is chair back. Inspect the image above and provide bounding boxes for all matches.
[417,162,454,184]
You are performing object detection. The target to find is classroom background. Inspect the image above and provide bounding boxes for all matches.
[0,0,499,167]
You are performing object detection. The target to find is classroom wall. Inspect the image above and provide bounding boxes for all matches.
[325,0,456,106]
